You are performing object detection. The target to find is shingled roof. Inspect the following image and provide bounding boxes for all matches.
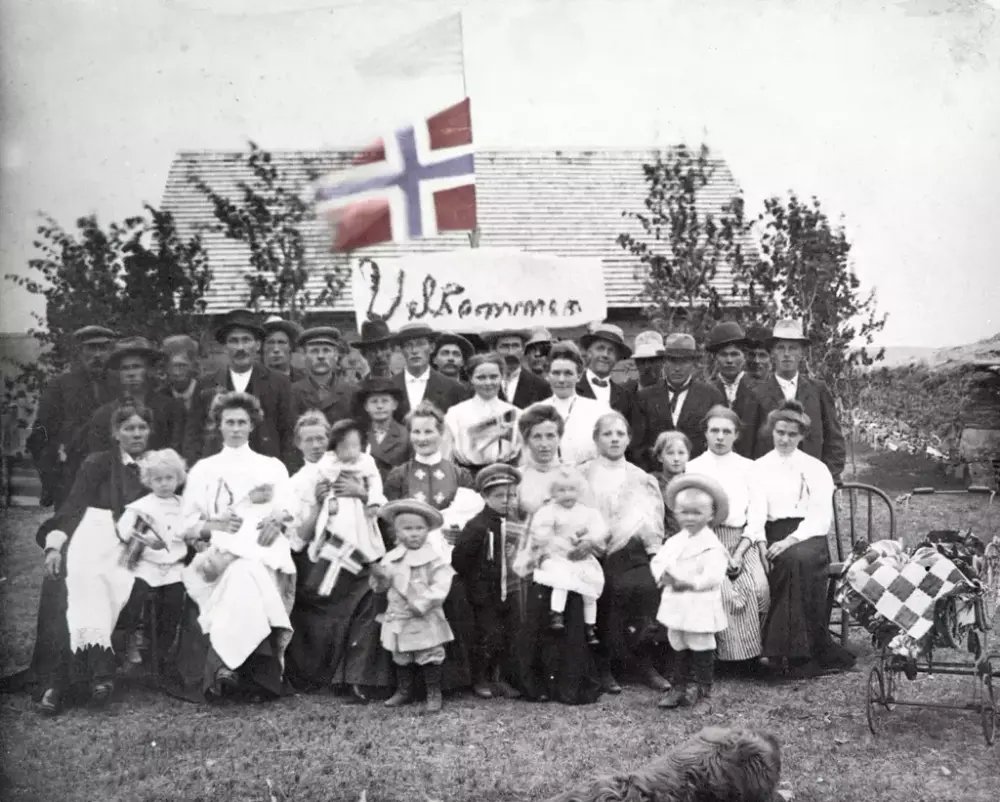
[160,149,753,315]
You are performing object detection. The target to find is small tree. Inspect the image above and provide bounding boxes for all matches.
[732,193,887,394]
[617,144,747,338]
[190,142,347,321]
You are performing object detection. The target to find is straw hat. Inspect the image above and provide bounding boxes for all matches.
[664,473,730,528]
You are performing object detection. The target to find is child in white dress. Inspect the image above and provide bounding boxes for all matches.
[518,466,608,645]
[115,448,191,665]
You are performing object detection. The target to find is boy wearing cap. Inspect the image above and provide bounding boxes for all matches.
[372,499,455,713]
[27,326,119,507]
[451,463,523,699]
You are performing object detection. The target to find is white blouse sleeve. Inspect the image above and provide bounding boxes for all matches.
[181,460,213,531]
[744,466,768,544]
[364,455,387,506]
[790,455,834,542]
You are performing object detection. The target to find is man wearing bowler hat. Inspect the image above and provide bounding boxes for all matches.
[390,322,470,421]
[27,325,119,507]
[577,322,635,419]
[744,324,773,382]
[622,331,667,395]
[185,309,297,466]
[291,326,354,428]
[486,329,550,409]
[629,333,725,470]
[432,332,475,383]
[704,321,760,458]
[749,319,846,481]
[262,315,306,383]
[352,319,396,379]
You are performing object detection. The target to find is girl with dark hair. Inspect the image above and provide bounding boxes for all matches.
[754,399,855,677]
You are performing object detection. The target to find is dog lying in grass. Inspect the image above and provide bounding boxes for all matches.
[542,726,782,802]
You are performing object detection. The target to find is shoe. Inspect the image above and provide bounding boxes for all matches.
[350,684,371,704]
[38,688,61,717]
[90,681,114,707]
[600,669,622,695]
[384,666,415,708]
[473,680,494,699]
[423,664,443,714]
[639,659,671,692]
[657,685,691,709]
[213,666,240,695]
[494,679,521,699]
[691,685,713,715]
[584,625,600,647]
[549,611,565,632]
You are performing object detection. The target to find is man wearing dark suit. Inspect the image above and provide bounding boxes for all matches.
[576,322,635,420]
[431,331,474,384]
[27,326,118,507]
[184,309,297,467]
[391,322,470,421]
[749,319,847,482]
[488,329,551,409]
[704,322,760,459]
[290,327,354,429]
[621,330,666,396]
[744,324,773,382]
[263,316,307,384]
[629,333,726,471]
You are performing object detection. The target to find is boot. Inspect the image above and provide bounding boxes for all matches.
[600,667,622,694]
[549,611,565,632]
[38,688,62,717]
[584,625,600,647]
[384,665,415,708]
[638,653,671,692]
[658,650,690,709]
[472,667,494,699]
[423,663,443,714]
[90,680,114,708]
[690,650,715,715]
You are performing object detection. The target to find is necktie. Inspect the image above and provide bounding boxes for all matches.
[591,377,609,388]
[667,387,683,420]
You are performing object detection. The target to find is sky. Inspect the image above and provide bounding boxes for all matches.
[1,0,999,347]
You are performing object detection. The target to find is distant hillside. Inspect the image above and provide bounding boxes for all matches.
[869,333,1000,370]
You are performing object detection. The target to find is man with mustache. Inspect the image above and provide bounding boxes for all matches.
[486,329,550,409]
[184,309,297,467]
[352,319,396,379]
[290,327,354,428]
[576,322,635,420]
[390,322,470,421]
[27,326,119,507]
[523,328,553,377]
[749,319,846,482]
[431,332,475,383]
[622,331,667,395]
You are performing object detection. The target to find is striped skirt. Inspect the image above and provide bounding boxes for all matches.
[715,525,770,661]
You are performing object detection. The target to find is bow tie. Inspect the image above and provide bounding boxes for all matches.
[591,377,609,388]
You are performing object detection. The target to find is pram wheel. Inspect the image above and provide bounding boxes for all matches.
[981,673,996,745]
[866,666,887,736]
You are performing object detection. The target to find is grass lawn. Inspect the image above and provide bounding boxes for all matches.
[2,449,999,802]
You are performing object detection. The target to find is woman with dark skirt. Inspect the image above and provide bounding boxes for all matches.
[383,401,475,693]
[511,403,603,705]
[25,401,164,715]
[283,410,393,701]
[754,400,856,678]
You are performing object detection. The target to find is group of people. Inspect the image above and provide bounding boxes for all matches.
[18,307,855,717]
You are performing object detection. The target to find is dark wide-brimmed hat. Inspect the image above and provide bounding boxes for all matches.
[298,326,343,349]
[664,473,730,528]
[73,325,118,344]
[351,376,405,418]
[768,318,811,347]
[391,322,438,346]
[106,336,163,370]
[352,318,393,348]
[744,324,773,349]
[263,316,304,343]
[215,309,265,344]
[579,322,632,359]
[433,332,475,361]
[661,333,700,360]
[704,322,748,353]
[378,498,444,529]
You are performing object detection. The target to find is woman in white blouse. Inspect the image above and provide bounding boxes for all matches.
[754,399,855,678]
[535,341,608,466]
[687,405,769,668]
[179,391,297,700]
[444,353,522,476]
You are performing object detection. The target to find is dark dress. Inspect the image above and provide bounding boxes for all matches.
[20,451,166,703]
[384,457,475,692]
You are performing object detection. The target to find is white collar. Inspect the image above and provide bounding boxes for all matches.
[720,371,745,387]
[506,367,521,381]
[776,373,798,386]
[229,366,253,378]
[414,451,443,466]
[405,368,431,383]
[221,443,254,457]
[586,369,611,385]
[121,450,137,466]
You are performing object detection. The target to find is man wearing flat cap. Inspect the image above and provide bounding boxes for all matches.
[705,322,760,458]
[629,333,725,470]
[27,325,119,506]
[185,309,297,466]
[390,322,470,421]
[432,332,475,383]
[290,326,355,430]
[487,329,550,410]
[262,316,306,383]
[577,322,635,420]
[749,319,846,482]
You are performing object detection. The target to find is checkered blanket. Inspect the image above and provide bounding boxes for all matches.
[841,544,972,641]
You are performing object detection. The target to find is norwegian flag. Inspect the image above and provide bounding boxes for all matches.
[315,98,476,251]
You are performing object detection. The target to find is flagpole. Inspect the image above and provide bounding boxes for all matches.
[459,10,467,98]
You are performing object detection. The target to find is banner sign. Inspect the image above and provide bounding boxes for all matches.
[351,248,608,333]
